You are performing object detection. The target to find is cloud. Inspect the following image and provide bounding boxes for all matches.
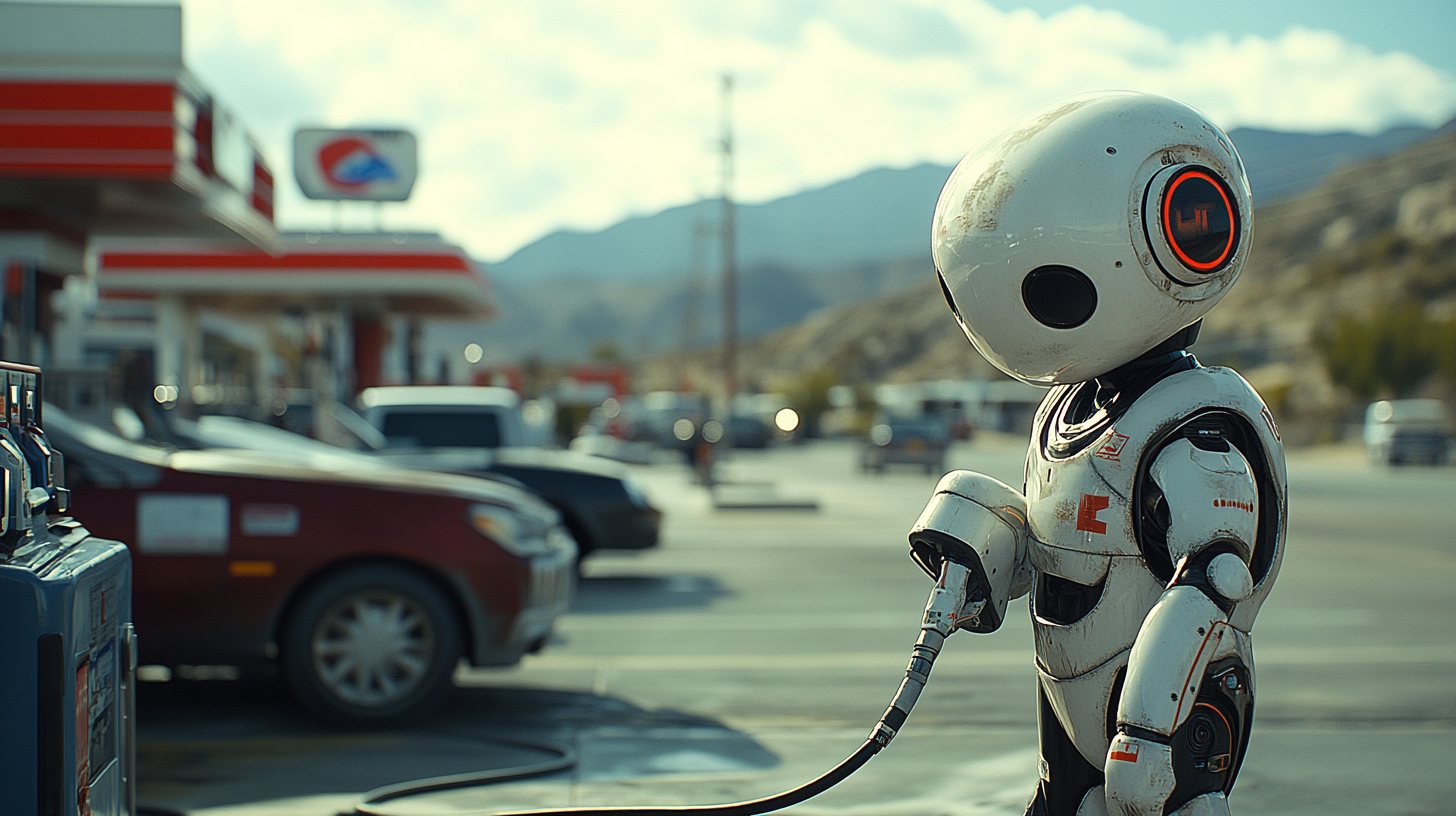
[182,0,1456,262]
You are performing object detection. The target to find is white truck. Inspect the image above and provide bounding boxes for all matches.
[356,386,662,560]
[1363,399,1453,466]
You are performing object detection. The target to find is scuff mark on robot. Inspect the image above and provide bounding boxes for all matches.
[1003,100,1094,150]
[959,158,1010,233]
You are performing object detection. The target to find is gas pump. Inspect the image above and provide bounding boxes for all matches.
[0,362,135,815]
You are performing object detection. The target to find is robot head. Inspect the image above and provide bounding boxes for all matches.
[932,91,1252,385]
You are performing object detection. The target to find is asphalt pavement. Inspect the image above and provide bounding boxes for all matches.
[135,435,1456,816]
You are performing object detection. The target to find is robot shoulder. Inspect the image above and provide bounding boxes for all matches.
[1147,437,1258,567]
[1105,366,1287,626]
[1087,365,1286,496]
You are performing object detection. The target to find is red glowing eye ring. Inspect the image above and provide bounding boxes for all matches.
[1162,169,1237,272]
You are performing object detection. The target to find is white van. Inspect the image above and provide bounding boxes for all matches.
[1363,399,1453,466]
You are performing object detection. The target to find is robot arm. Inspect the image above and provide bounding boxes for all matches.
[1104,437,1258,816]
[907,471,1031,634]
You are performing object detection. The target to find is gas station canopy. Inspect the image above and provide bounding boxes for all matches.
[96,233,495,318]
[0,2,279,253]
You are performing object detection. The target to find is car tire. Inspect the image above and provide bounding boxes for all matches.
[280,564,462,725]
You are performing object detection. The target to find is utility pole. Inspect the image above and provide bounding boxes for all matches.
[681,197,711,376]
[719,73,737,415]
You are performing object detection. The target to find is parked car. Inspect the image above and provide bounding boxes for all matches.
[862,414,951,475]
[355,386,662,560]
[725,413,773,448]
[1364,399,1453,466]
[47,407,576,724]
[630,390,710,451]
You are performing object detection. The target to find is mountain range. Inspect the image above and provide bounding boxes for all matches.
[638,125,1456,445]
[440,119,1454,365]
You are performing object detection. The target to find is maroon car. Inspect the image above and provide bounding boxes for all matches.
[46,409,576,724]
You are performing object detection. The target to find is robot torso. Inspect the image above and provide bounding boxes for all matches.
[1020,363,1287,768]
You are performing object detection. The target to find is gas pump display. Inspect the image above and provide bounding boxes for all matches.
[0,362,135,816]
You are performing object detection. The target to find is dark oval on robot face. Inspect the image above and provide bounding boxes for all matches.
[1021,265,1097,329]
[1162,168,1238,272]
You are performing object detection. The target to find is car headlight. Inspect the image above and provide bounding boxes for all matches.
[470,504,552,558]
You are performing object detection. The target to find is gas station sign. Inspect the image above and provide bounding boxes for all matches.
[293,128,418,201]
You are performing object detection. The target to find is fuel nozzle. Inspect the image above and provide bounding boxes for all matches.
[921,556,975,638]
[872,558,974,749]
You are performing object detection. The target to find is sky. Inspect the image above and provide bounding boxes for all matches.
[178,0,1456,264]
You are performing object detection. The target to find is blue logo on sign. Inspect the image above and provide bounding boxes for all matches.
[320,138,397,189]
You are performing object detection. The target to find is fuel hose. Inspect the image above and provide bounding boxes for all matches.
[348,561,972,816]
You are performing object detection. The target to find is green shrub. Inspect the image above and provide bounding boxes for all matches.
[1315,301,1448,399]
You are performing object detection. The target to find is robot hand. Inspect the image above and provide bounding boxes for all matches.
[907,471,1031,633]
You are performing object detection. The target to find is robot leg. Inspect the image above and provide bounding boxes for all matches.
[1058,651,1250,816]
[1105,588,1255,815]
[1024,684,1104,816]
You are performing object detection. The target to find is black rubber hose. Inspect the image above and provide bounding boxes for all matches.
[347,645,923,816]
[347,561,963,816]
[345,734,882,816]
[494,739,882,816]
[351,738,579,815]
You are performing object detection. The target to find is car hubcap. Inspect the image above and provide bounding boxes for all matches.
[311,591,435,707]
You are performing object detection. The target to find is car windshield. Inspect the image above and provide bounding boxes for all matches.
[43,406,167,489]
[380,410,502,448]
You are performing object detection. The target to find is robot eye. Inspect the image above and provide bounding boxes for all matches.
[1021,265,1097,329]
[1161,168,1238,273]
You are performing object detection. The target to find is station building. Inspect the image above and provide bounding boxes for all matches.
[1,2,495,438]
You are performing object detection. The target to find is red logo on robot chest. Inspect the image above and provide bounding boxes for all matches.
[1076,494,1110,534]
[1094,432,1129,461]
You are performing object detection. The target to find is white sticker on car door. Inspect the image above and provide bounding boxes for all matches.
[240,503,300,536]
[136,494,229,554]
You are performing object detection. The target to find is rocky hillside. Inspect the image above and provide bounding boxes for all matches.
[454,122,1450,366]
[640,129,1456,444]
[1205,129,1456,439]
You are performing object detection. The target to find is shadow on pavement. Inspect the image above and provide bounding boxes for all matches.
[570,573,732,614]
[137,677,777,813]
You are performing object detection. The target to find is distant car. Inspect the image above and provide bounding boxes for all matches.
[726,414,772,448]
[631,390,709,451]
[862,415,950,475]
[1364,399,1453,466]
[1386,427,1453,466]
[47,408,576,724]
[356,386,662,560]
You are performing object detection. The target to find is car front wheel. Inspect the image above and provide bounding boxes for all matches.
[280,564,462,724]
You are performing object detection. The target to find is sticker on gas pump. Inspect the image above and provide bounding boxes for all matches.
[90,579,115,648]
[89,639,117,775]
[76,658,90,795]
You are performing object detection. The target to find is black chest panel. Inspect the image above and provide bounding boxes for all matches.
[1034,571,1108,627]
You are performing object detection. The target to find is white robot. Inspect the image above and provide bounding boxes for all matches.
[909,92,1286,816]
